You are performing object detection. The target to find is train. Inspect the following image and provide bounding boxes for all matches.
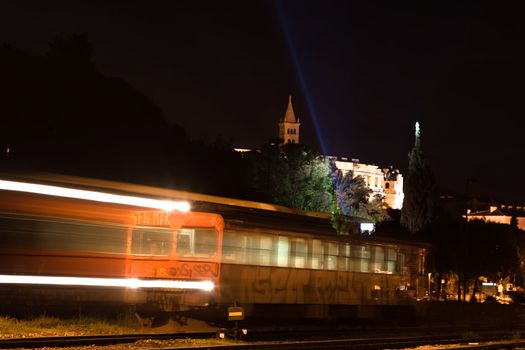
[0,173,428,322]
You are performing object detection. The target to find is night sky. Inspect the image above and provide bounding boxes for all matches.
[1,1,524,203]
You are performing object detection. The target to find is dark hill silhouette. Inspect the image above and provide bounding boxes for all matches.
[0,34,248,197]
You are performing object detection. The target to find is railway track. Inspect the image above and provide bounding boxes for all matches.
[0,328,522,349]
[0,332,214,349]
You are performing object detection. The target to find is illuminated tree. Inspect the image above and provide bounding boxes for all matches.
[330,160,389,225]
[400,122,437,234]
[252,143,333,212]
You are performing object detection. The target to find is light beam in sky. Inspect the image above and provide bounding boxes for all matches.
[275,0,327,154]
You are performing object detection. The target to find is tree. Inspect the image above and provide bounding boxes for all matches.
[329,159,389,233]
[424,219,521,302]
[250,143,333,212]
[400,122,437,234]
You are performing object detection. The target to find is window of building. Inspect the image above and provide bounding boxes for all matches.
[385,182,390,189]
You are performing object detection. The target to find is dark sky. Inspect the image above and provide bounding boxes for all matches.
[1,1,524,203]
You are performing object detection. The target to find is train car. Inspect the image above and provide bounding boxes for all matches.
[194,203,428,321]
[0,178,224,316]
[0,174,428,323]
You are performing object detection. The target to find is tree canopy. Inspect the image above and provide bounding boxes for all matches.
[423,218,522,301]
[249,143,333,212]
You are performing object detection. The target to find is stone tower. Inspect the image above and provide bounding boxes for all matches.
[278,95,300,145]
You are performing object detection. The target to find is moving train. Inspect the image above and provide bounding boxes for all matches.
[0,174,428,321]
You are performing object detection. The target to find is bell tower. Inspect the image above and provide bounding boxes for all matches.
[278,95,300,145]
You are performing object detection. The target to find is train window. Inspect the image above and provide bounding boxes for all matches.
[349,245,370,273]
[293,238,308,268]
[275,236,289,267]
[311,239,324,269]
[327,242,338,270]
[386,248,397,273]
[0,214,127,254]
[0,215,37,248]
[339,243,351,271]
[244,235,272,266]
[371,246,385,273]
[176,228,217,258]
[222,231,248,264]
[132,227,173,256]
[399,252,406,275]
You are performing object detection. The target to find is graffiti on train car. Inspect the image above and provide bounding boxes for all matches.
[132,211,170,226]
[166,262,219,278]
[221,265,406,305]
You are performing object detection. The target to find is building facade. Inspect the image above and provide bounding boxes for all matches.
[466,205,525,231]
[330,156,404,210]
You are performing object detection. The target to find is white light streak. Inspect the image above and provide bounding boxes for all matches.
[0,180,190,212]
[0,275,214,291]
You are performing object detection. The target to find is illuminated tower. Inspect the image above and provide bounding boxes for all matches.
[278,95,300,145]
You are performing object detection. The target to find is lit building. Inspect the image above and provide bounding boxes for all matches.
[329,156,404,210]
[235,95,405,209]
[278,95,300,145]
[466,205,525,231]
[383,167,404,210]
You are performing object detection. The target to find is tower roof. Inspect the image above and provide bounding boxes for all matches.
[281,95,299,123]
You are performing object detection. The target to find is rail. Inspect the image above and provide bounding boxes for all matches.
[0,328,521,349]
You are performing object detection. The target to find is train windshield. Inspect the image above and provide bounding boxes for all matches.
[131,227,173,256]
[176,228,217,258]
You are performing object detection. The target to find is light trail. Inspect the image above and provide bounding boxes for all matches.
[0,274,214,291]
[0,179,190,212]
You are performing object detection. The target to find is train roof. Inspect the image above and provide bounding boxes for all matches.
[0,171,429,248]
[192,201,428,248]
